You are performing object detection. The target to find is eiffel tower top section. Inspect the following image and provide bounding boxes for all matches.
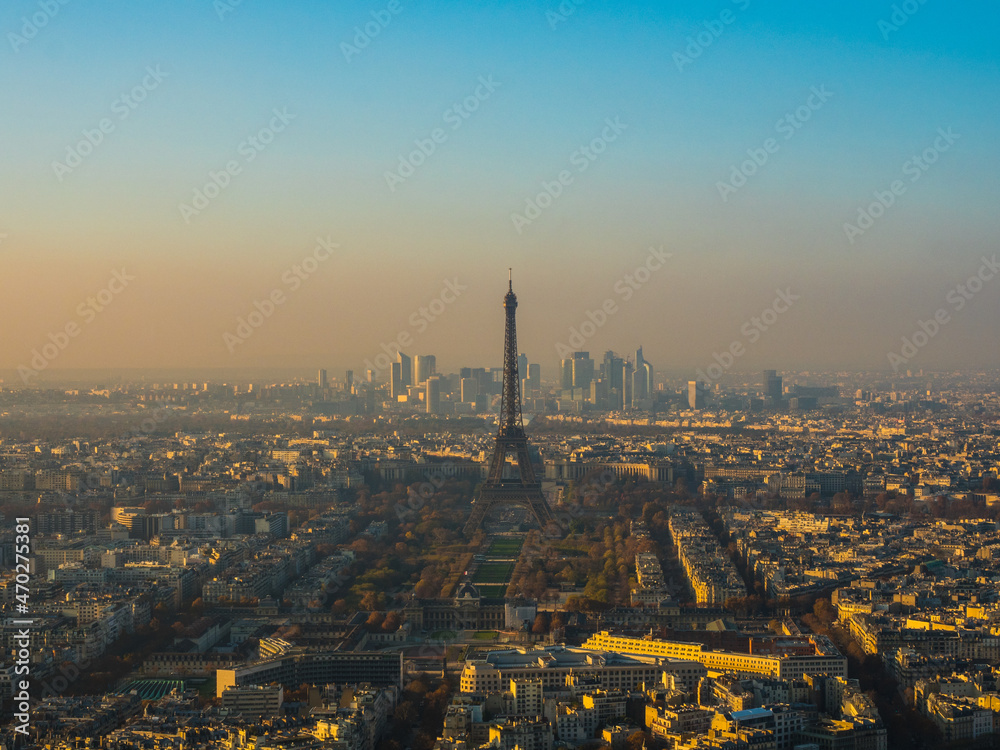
[498,269,524,440]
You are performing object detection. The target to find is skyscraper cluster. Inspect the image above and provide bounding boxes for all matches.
[558,348,655,412]
[379,351,545,415]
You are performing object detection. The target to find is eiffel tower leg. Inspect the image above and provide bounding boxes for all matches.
[463,499,492,537]
[527,496,561,538]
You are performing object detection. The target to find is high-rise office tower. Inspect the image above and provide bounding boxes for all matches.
[471,367,491,396]
[397,352,412,387]
[317,369,328,390]
[631,347,654,408]
[345,370,353,393]
[391,362,404,399]
[414,355,436,385]
[518,353,528,382]
[602,351,624,408]
[764,370,782,403]
[524,362,541,395]
[560,358,574,390]
[640,360,653,398]
[591,377,608,408]
[426,376,441,414]
[461,377,478,403]
[602,351,623,390]
[621,360,633,409]
[688,380,705,410]
[633,348,646,400]
[571,351,594,391]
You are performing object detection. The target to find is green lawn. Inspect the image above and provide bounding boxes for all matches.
[486,538,524,557]
[473,630,499,640]
[472,562,515,583]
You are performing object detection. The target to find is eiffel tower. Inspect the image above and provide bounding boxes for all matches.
[464,273,559,537]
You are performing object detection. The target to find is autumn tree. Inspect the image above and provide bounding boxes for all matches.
[394,701,418,725]
[531,612,550,635]
[813,598,838,626]
[360,589,385,611]
[382,611,403,632]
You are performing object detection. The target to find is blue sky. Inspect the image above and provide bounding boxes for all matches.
[2,0,999,378]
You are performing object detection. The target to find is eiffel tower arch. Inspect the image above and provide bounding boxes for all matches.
[464,274,560,538]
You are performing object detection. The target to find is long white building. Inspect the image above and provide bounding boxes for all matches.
[582,632,847,681]
[459,646,706,695]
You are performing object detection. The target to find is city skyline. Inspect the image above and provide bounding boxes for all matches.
[2,2,999,378]
[4,4,1000,740]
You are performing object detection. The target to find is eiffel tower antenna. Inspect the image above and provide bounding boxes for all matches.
[464,274,559,537]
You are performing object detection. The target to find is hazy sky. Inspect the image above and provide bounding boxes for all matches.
[2,0,999,382]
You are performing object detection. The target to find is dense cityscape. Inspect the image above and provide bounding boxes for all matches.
[6,1,998,749]
[5,292,1000,750]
